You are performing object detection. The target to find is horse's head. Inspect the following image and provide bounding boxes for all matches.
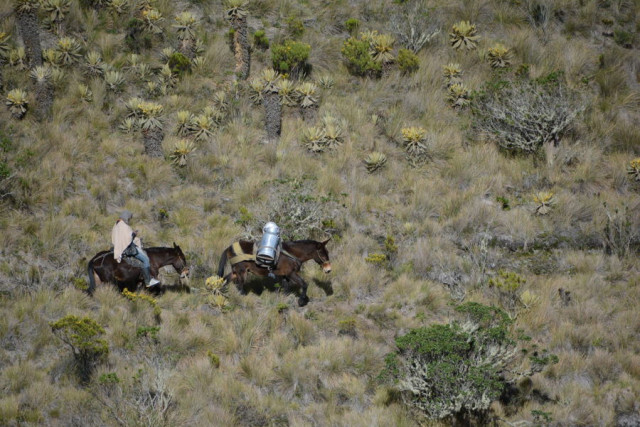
[314,238,332,274]
[172,242,190,280]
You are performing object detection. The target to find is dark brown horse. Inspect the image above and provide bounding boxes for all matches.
[87,243,189,295]
[217,239,332,306]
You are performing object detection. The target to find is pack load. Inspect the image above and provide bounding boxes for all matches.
[256,222,281,267]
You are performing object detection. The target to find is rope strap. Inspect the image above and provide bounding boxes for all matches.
[229,242,256,265]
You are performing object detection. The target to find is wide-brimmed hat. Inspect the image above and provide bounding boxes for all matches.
[119,210,133,222]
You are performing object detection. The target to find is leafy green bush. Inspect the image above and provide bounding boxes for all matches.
[271,40,311,78]
[50,315,109,383]
[397,48,419,74]
[381,303,524,422]
[0,129,11,183]
[365,252,388,267]
[208,351,221,368]
[0,161,9,180]
[341,37,381,78]
[253,30,269,50]
[345,18,360,35]
[613,29,634,48]
[50,315,109,359]
[286,16,304,39]
[226,28,235,52]
[168,52,191,77]
[489,270,526,311]
[125,18,152,52]
[338,316,357,336]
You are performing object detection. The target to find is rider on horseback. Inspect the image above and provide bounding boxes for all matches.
[111,210,160,287]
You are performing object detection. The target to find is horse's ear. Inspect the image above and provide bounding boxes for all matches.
[173,242,177,248]
[321,237,331,245]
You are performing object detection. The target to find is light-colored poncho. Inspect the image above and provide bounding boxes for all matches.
[111,219,142,263]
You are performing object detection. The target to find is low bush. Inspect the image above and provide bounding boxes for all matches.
[253,30,269,50]
[271,40,311,78]
[341,37,381,78]
[472,72,586,153]
[345,18,360,35]
[397,48,419,74]
[50,315,109,383]
[285,16,305,39]
[168,52,191,77]
[381,302,556,423]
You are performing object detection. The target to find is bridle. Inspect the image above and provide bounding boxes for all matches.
[173,254,190,278]
[315,248,330,265]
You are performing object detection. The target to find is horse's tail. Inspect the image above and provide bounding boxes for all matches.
[87,258,97,296]
[217,247,229,279]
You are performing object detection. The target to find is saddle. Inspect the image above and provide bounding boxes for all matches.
[229,241,282,268]
[123,255,144,268]
[109,245,144,268]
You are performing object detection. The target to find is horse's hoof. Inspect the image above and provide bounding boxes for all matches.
[298,295,309,307]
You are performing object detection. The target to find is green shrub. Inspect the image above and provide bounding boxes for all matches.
[286,16,304,39]
[125,18,152,52]
[397,48,419,74]
[72,277,88,291]
[136,326,160,340]
[341,37,381,78]
[226,28,235,52]
[381,303,520,422]
[208,351,220,368]
[50,315,109,359]
[338,317,357,336]
[345,18,360,34]
[276,302,289,313]
[613,28,634,48]
[496,196,510,210]
[123,289,162,320]
[168,52,191,77]
[99,372,120,385]
[50,315,109,383]
[0,161,9,180]
[365,252,388,267]
[0,129,12,184]
[253,30,269,50]
[271,40,311,78]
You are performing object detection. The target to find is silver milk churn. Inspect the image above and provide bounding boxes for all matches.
[256,222,281,266]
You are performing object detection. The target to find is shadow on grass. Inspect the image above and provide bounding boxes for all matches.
[235,276,334,297]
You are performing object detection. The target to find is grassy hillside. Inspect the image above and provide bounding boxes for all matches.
[1,0,639,425]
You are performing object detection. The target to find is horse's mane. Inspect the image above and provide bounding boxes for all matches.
[286,239,320,244]
[145,246,181,252]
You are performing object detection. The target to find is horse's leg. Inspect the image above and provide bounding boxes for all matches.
[93,271,102,287]
[234,264,248,295]
[289,272,309,307]
[222,272,234,292]
[279,277,291,293]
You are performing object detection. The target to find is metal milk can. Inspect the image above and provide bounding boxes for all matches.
[256,222,281,266]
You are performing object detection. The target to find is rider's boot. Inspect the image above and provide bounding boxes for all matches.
[143,268,160,287]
